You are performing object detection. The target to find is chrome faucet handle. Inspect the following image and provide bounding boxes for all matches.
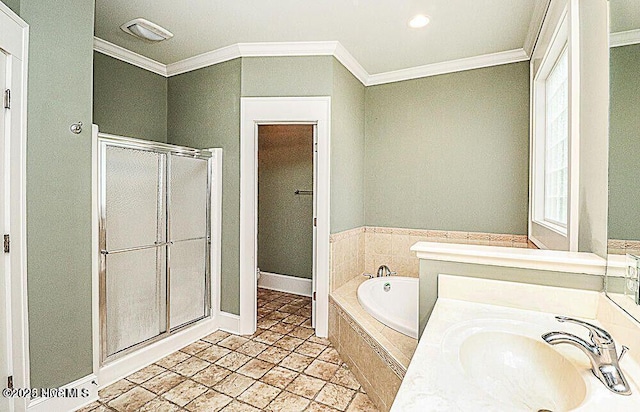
[389,271,397,276]
[555,316,613,346]
[362,273,374,279]
[619,346,630,362]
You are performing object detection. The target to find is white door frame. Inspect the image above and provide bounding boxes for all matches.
[0,3,29,412]
[240,97,331,337]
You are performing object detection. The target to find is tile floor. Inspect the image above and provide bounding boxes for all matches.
[80,288,378,412]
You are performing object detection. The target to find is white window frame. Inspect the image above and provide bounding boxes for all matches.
[529,0,580,251]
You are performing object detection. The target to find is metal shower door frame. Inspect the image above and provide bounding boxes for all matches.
[97,132,212,364]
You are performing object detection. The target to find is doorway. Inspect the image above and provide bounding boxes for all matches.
[0,4,29,412]
[257,125,316,326]
[239,97,331,337]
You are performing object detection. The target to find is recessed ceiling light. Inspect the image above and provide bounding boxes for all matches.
[121,18,173,42]
[408,14,430,29]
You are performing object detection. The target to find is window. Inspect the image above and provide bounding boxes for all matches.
[543,47,569,227]
[529,6,575,251]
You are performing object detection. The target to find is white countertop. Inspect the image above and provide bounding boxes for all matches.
[391,276,640,411]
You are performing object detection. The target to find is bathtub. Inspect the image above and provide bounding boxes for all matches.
[357,276,419,339]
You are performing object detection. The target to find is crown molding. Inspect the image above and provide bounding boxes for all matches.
[166,44,241,77]
[93,37,531,86]
[610,29,640,48]
[524,0,551,56]
[93,37,167,76]
[366,48,529,86]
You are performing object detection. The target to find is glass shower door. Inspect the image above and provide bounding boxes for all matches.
[102,145,167,358]
[168,154,210,329]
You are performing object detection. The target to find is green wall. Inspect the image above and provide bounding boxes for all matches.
[258,125,314,279]
[1,0,18,14]
[93,52,168,142]
[21,0,95,389]
[364,62,530,234]
[609,44,640,241]
[167,59,242,314]
[331,59,366,233]
[241,56,333,97]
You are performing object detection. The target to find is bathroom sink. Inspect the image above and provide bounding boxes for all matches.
[458,332,587,411]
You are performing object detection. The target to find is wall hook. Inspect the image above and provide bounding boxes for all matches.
[70,121,83,134]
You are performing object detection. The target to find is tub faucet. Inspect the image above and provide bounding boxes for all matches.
[542,316,631,395]
[376,265,397,277]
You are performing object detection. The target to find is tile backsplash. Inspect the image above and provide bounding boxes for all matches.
[329,226,530,291]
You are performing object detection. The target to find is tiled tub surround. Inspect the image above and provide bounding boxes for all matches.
[329,226,531,291]
[608,239,640,256]
[392,275,640,411]
[329,276,418,412]
[81,289,377,412]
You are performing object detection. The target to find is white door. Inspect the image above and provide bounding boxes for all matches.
[311,125,318,328]
[0,48,11,412]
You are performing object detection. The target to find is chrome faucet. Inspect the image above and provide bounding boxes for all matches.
[376,265,397,277]
[542,316,631,395]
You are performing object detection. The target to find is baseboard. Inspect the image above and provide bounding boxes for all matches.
[258,271,312,297]
[97,317,218,388]
[218,311,241,335]
[27,374,98,412]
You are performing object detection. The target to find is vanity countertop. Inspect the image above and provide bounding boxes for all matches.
[391,275,640,411]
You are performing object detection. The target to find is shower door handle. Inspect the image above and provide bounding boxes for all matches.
[100,241,172,255]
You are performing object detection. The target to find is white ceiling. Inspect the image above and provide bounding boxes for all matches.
[94,0,545,75]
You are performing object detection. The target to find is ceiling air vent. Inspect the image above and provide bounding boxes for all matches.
[120,18,173,42]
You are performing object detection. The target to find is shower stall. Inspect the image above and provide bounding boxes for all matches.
[97,133,217,364]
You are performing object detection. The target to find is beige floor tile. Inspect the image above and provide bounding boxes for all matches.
[280,304,303,314]
[316,383,356,411]
[141,370,186,395]
[192,364,231,387]
[172,356,210,377]
[137,397,183,412]
[266,311,290,321]
[85,405,113,412]
[202,330,231,344]
[308,336,332,346]
[265,391,310,412]
[185,389,232,412]
[218,335,250,350]
[331,366,361,391]
[254,330,284,345]
[286,374,326,399]
[76,400,102,412]
[125,364,166,384]
[270,322,297,334]
[295,341,325,357]
[237,358,275,379]
[280,352,314,372]
[213,373,255,398]
[215,352,252,371]
[162,379,208,407]
[260,366,298,389]
[220,400,260,412]
[108,386,156,412]
[318,347,342,365]
[307,401,340,412]
[302,318,313,328]
[180,340,212,356]
[289,326,314,340]
[274,335,304,351]
[98,379,136,403]
[237,381,281,409]
[257,346,291,364]
[282,314,308,325]
[346,392,378,411]
[236,340,269,357]
[196,345,231,363]
[304,359,340,381]
[157,351,191,368]
[257,318,280,329]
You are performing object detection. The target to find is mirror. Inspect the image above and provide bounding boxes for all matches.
[606,0,640,321]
